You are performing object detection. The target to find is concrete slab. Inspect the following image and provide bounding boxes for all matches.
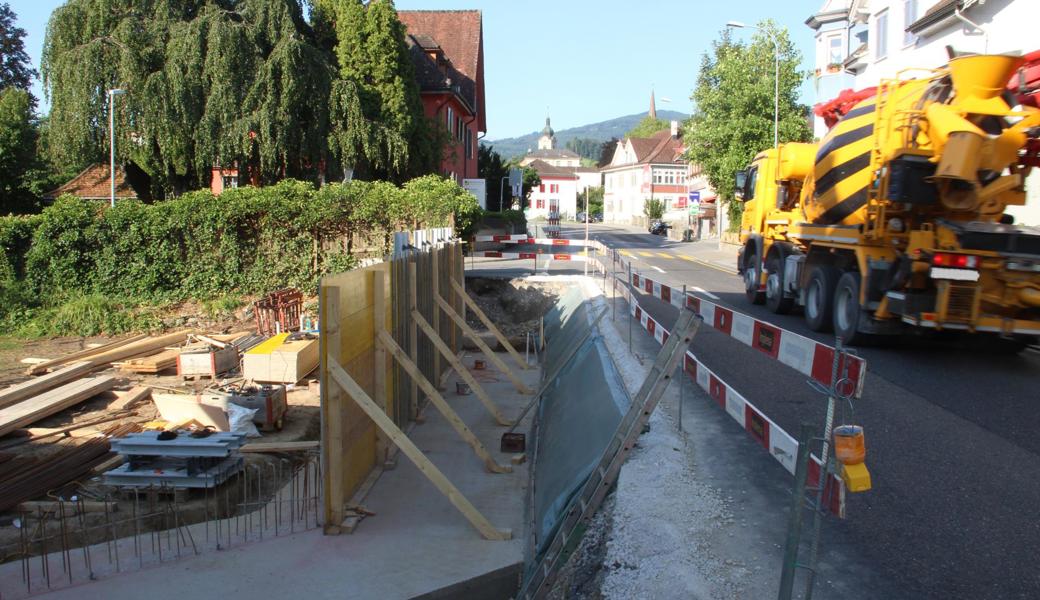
[19,349,541,600]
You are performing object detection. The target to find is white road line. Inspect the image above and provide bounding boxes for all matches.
[651,265,666,274]
[691,285,720,300]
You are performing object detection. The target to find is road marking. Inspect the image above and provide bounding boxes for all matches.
[691,285,720,300]
[656,252,672,259]
[637,251,655,257]
[651,265,666,274]
[619,249,633,257]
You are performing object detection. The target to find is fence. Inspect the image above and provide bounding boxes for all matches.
[320,229,467,533]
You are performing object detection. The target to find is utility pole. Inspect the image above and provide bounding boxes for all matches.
[108,88,127,208]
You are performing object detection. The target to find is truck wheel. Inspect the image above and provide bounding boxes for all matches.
[743,247,765,305]
[833,271,867,345]
[804,265,839,332]
[765,256,794,314]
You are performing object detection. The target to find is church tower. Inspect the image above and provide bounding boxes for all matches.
[537,115,556,150]
[649,89,657,120]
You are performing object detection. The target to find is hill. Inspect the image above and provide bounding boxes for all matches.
[486,110,688,161]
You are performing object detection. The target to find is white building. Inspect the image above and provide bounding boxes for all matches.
[807,0,1040,225]
[602,123,714,232]
[521,116,602,220]
[525,160,579,220]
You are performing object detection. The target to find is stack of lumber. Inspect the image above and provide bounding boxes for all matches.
[0,376,116,438]
[118,348,181,374]
[242,333,319,384]
[24,330,191,376]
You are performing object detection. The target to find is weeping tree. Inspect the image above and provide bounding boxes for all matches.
[319,0,440,182]
[42,0,437,195]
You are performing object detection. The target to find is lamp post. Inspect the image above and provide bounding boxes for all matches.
[108,88,127,208]
[726,21,779,149]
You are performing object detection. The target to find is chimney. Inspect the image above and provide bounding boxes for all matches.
[670,120,679,138]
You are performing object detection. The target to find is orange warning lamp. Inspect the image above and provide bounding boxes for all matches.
[834,425,872,492]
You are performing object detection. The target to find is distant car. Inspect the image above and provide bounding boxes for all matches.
[649,221,671,236]
[591,213,603,222]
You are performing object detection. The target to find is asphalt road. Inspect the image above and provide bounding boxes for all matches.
[558,223,1040,600]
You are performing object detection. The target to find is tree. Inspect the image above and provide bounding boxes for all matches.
[0,3,37,96]
[0,87,37,213]
[598,137,618,167]
[625,115,669,139]
[42,0,339,194]
[579,186,604,214]
[684,22,810,228]
[478,143,508,210]
[643,198,664,220]
[564,137,602,161]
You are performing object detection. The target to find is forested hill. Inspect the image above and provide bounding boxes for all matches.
[486,110,688,161]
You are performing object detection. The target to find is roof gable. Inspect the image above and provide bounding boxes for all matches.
[398,10,486,131]
[45,164,139,200]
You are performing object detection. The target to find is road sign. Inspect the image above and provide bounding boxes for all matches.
[689,190,701,202]
[509,168,523,198]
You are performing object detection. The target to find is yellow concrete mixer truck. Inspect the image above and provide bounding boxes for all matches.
[735,53,1040,348]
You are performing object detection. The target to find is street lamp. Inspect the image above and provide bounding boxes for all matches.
[108,88,127,208]
[726,21,779,149]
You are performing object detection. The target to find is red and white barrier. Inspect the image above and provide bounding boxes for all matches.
[471,251,587,261]
[473,235,597,247]
[472,233,530,243]
[612,279,845,516]
[628,272,866,398]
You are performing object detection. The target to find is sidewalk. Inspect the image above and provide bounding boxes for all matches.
[676,239,739,274]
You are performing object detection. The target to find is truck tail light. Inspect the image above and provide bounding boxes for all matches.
[931,252,978,269]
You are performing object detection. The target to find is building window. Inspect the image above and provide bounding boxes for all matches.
[550,184,559,194]
[539,184,545,193]
[446,106,454,131]
[903,0,918,46]
[828,34,842,65]
[875,9,889,60]
[537,199,545,209]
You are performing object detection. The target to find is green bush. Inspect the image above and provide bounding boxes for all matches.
[1,175,476,337]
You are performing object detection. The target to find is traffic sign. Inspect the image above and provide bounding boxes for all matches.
[689,190,701,202]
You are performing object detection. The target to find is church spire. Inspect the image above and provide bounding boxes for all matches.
[649,89,657,120]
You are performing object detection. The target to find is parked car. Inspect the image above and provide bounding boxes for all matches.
[649,221,671,236]
[591,213,603,222]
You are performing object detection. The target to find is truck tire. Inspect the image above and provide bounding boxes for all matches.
[804,265,839,332]
[834,271,867,345]
[765,255,794,314]
[743,246,765,305]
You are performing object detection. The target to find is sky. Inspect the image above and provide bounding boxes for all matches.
[13,0,825,140]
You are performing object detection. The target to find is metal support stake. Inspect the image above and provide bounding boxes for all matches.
[804,337,844,600]
[679,284,687,434]
[778,423,816,600]
[628,262,633,354]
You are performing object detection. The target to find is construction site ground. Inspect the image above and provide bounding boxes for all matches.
[27,344,538,600]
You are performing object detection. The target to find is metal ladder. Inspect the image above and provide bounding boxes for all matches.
[517,307,702,600]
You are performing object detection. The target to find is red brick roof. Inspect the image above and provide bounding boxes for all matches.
[45,164,138,200]
[398,10,486,132]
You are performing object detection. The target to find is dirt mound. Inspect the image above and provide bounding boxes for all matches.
[465,278,566,338]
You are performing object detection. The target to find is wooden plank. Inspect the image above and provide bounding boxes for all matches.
[328,356,511,540]
[243,338,319,383]
[412,311,510,426]
[373,268,392,464]
[377,331,510,473]
[409,254,419,420]
[118,348,180,373]
[432,246,442,380]
[83,330,191,370]
[0,376,116,438]
[451,279,529,370]
[25,334,149,375]
[107,386,152,411]
[18,501,119,514]
[322,284,346,534]
[240,441,319,453]
[434,295,534,395]
[0,362,94,410]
